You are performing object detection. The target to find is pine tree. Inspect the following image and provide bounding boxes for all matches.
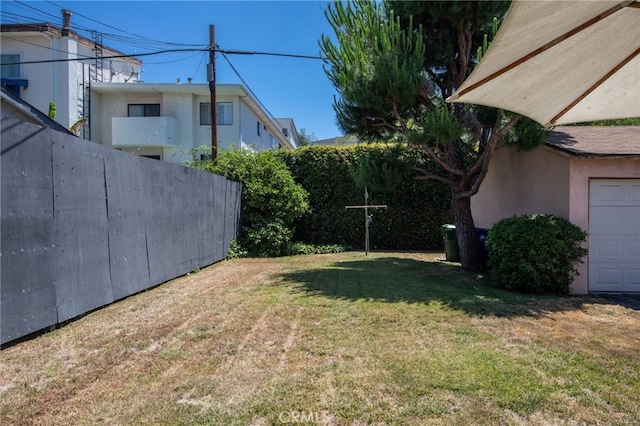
[320,0,546,272]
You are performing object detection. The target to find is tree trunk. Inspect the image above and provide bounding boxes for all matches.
[451,195,485,273]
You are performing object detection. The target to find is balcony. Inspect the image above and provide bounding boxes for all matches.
[112,116,177,147]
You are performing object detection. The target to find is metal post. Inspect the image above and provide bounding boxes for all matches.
[345,186,387,255]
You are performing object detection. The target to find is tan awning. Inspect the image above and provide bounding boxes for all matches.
[447,0,640,128]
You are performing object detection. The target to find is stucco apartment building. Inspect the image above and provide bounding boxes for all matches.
[1,11,142,137]
[1,10,298,163]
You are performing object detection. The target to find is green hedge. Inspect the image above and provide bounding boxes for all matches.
[486,214,588,294]
[279,144,452,251]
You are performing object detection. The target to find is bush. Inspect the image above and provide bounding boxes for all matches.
[279,144,452,250]
[486,214,588,294]
[286,242,349,256]
[193,148,309,257]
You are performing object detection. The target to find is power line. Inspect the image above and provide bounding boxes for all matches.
[218,49,323,60]
[43,0,209,50]
[2,48,208,65]
[221,52,278,125]
[142,51,204,66]
[191,51,207,80]
[10,0,64,24]
[3,1,209,53]
[2,48,324,66]
[1,35,99,59]
[3,3,325,62]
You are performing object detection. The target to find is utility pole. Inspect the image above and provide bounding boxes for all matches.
[208,24,217,160]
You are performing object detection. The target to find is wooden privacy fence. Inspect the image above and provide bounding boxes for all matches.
[1,118,241,344]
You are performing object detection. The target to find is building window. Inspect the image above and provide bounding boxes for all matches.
[257,121,261,136]
[1,54,21,78]
[128,104,160,117]
[217,102,232,125]
[200,102,232,125]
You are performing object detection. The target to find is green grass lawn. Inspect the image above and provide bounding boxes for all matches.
[1,252,639,425]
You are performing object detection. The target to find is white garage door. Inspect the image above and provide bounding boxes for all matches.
[589,179,640,292]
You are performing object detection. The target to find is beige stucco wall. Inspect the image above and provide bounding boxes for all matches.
[471,145,571,228]
[472,144,640,294]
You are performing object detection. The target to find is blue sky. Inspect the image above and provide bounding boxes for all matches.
[1,0,342,140]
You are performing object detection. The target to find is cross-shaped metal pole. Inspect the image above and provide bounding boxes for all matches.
[345,186,387,255]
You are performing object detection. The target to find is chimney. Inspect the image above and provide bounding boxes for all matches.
[62,9,72,36]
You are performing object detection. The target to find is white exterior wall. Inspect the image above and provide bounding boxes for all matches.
[2,29,140,130]
[90,83,294,163]
[2,34,56,122]
[57,36,75,128]
[161,92,193,163]
[240,100,277,150]
[96,92,161,147]
[277,118,300,149]
[90,90,103,143]
[195,93,243,155]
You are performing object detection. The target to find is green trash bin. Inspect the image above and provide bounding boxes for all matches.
[441,224,460,262]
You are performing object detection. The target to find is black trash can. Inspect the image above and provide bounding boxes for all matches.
[475,227,489,268]
[475,228,489,258]
[441,224,460,262]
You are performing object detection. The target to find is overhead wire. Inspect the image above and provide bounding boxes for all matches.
[0,35,96,58]
[44,0,209,50]
[3,2,325,63]
[2,0,325,93]
[2,1,329,140]
[218,49,323,60]
[220,52,279,125]
[191,51,207,80]
[2,48,323,66]
[9,0,65,23]
[2,48,208,65]
[3,1,208,55]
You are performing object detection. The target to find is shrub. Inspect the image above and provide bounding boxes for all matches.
[486,214,588,294]
[193,148,309,257]
[279,144,452,250]
[286,242,349,256]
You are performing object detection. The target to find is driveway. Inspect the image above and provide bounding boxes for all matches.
[599,294,640,311]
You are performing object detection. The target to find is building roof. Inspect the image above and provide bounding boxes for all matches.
[313,135,358,146]
[1,85,74,135]
[1,22,142,67]
[546,126,640,158]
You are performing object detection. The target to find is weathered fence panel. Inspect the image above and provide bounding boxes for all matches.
[0,123,57,343]
[104,152,150,300]
[52,133,113,323]
[212,174,228,262]
[0,118,242,344]
[224,179,242,254]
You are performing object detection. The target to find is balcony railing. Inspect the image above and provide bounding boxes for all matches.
[112,116,177,147]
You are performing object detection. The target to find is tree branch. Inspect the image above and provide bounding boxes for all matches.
[455,114,521,199]
[389,99,410,134]
[412,167,455,187]
[411,142,466,177]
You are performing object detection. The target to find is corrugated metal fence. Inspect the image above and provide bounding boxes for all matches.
[1,118,241,344]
